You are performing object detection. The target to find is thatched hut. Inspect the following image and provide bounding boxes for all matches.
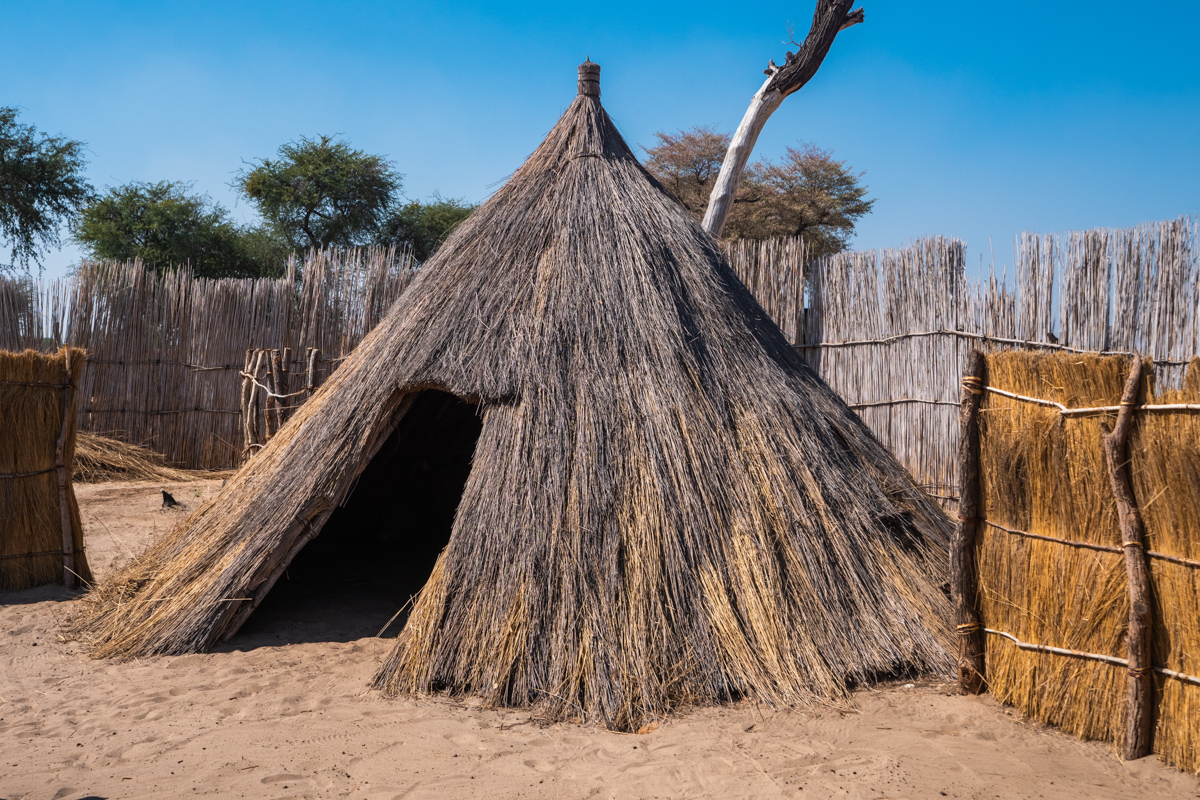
[72,62,953,729]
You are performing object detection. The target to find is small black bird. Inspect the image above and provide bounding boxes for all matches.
[161,490,180,509]
[1047,331,1060,345]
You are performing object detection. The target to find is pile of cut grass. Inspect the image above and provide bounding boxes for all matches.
[74,432,229,483]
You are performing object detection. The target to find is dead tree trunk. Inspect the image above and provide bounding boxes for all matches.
[702,1,864,238]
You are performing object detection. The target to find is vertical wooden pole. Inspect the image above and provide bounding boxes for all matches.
[270,349,285,430]
[240,349,253,462]
[247,349,265,447]
[1101,355,1153,760]
[280,346,292,421]
[306,347,319,395]
[263,349,277,440]
[55,350,77,590]
[951,349,986,693]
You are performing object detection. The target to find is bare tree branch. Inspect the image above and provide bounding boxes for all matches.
[767,1,862,98]
[701,1,864,238]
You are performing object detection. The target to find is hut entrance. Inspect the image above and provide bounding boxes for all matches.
[239,390,483,646]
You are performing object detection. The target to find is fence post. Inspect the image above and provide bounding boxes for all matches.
[280,346,292,421]
[55,350,77,590]
[1101,355,1153,760]
[247,349,266,449]
[306,347,320,395]
[951,349,986,693]
[270,349,285,431]
[240,349,253,462]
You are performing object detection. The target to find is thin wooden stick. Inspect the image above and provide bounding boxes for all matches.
[794,328,1190,364]
[55,350,77,590]
[984,628,1200,688]
[1101,356,1154,760]
[951,350,986,693]
[984,518,1200,569]
[246,349,265,448]
[987,385,1200,417]
[240,349,253,462]
[306,347,319,395]
[280,347,292,422]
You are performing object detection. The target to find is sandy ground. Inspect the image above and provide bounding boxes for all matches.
[2,480,1198,800]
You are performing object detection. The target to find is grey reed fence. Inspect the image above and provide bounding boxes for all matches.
[725,214,1198,506]
[0,247,418,469]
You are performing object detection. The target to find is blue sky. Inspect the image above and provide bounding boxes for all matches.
[4,1,1198,279]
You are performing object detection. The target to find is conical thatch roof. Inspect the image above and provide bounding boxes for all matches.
[72,62,953,730]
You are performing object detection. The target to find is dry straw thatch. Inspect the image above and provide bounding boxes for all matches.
[976,351,1200,772]
[73,431,228,483]
[70,62,954,730]
[0,348,91,591]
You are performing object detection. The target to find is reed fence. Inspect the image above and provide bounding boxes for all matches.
[0,347,90,591]
[725,214,1199,507]
[950,350,1200,773]
[0,247,418,469]
[0,216,1194,481]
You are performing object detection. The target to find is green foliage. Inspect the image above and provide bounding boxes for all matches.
[378,195,476,262]
[74,181,286,278]
[643,129,874,258]
[0,106,93,274]
[236,135,403,250]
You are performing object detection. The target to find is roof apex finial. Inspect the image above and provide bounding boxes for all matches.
[578,60,600,98]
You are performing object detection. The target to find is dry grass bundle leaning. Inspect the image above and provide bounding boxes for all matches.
[0,348,92,591]
[70,62,954,730]
[976,351,1200,772]
[72,431,226,483]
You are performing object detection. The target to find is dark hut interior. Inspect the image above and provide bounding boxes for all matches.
[240,391,483,644]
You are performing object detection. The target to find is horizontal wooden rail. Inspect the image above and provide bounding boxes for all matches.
[984,519,1200,570]
[986,386,1200,417]
[847,398,959,409]
[793,330,1192,365]
[984,628,1200,688]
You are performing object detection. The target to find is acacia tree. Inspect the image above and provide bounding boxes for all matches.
[728,143,873,256]
[236,135,403,251]
[0,106,93,274]
[641,126,730,216]
[74,181,286,278]
[643,129,872,257]
[377,194,476,262]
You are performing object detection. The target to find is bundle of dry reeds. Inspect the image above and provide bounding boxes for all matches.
[976,352,1131,746]
[69,63,955,730]
[975,351,1200,772]
[73,431,226,483]
[0,347,91,591]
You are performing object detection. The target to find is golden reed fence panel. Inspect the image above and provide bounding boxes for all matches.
[957,351,1200,772]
